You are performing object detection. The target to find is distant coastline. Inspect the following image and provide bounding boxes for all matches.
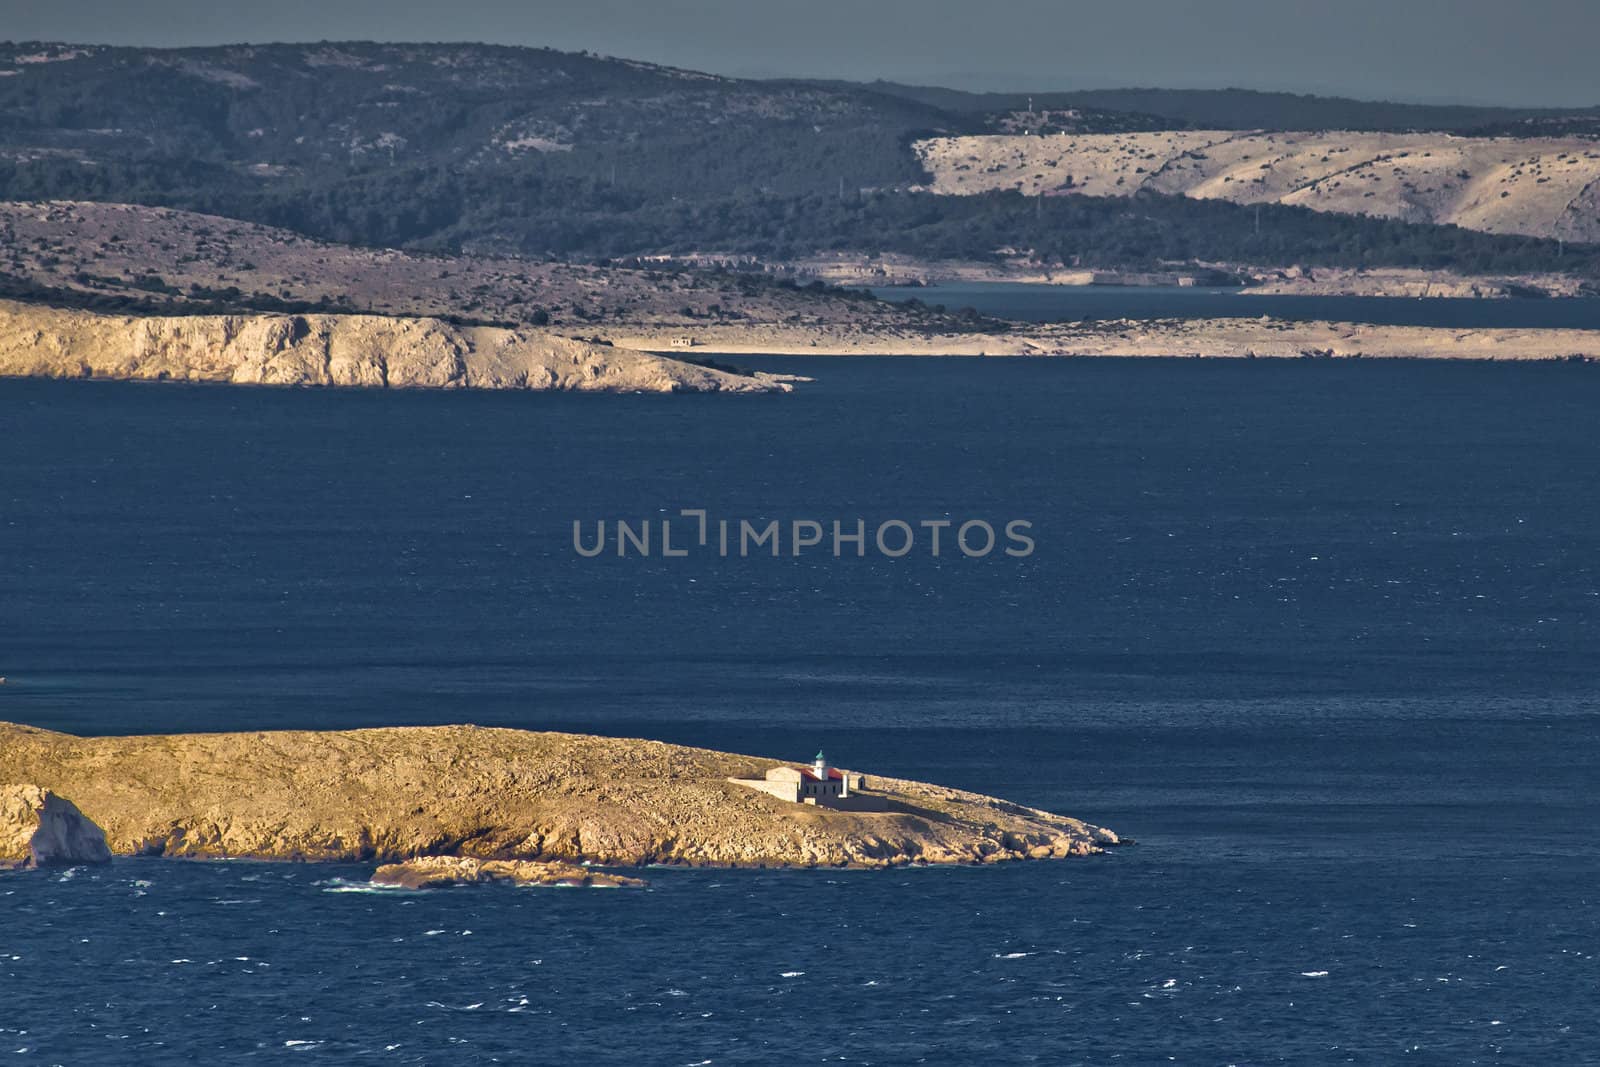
[5,299,1598,399]
[616,317,1600,362]
[1,200,1596,387]
[774,252,1600,300]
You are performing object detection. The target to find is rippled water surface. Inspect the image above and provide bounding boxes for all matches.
[2,358,1598,1062]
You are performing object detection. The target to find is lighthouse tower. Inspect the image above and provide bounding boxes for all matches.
[813,751,827,779]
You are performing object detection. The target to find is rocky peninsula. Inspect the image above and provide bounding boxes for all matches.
[0,721,1120,869]
[0,300,790,394]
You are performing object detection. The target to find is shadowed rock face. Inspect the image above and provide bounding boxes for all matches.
[371,856,647,889]
[0,722,1121,869]
[0,784,114,868]
[0,301,791,394]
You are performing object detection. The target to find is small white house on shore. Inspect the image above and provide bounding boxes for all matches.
[729,752,887,810]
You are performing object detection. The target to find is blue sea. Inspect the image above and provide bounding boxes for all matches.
[871,282,1600,329]
[2,355,1598,1063]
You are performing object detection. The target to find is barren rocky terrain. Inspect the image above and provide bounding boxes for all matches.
[0,200,890,331]
[0,721,1119,868]
[8,201,1592,328]
[916,131,1600,241]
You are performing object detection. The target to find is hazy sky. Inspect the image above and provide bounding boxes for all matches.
[3,0,1597,107]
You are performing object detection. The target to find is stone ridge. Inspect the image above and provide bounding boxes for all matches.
[0,301,790,394]
[0,722,1120,869]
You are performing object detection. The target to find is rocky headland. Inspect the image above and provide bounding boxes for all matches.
[0,721,1120,869]
[0,300,790,394]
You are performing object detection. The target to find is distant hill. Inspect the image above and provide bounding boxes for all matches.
[0,41,958,197]
[0,42,1595,277]
[0,41,987,253]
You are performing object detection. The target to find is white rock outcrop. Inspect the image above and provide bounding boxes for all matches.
[0,301,792,394]
[0,784,114,868]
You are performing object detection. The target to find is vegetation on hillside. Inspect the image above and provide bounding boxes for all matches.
[1,42,1597,277]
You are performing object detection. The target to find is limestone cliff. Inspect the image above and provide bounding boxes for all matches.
[0,301,790,394]
[0,784,114,867]
[0,722,1120,868]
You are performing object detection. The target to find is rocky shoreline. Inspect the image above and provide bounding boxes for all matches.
[0,721,1121,871]
[10,290,1590,401]
[0,301,792,394]
[370,856,648,890]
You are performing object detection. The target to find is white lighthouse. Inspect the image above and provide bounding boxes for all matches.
[726,751,883,809]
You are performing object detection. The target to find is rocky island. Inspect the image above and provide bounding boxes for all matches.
[0,721,1120,870]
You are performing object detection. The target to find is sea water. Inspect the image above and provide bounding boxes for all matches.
[1,356,1597,1062]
